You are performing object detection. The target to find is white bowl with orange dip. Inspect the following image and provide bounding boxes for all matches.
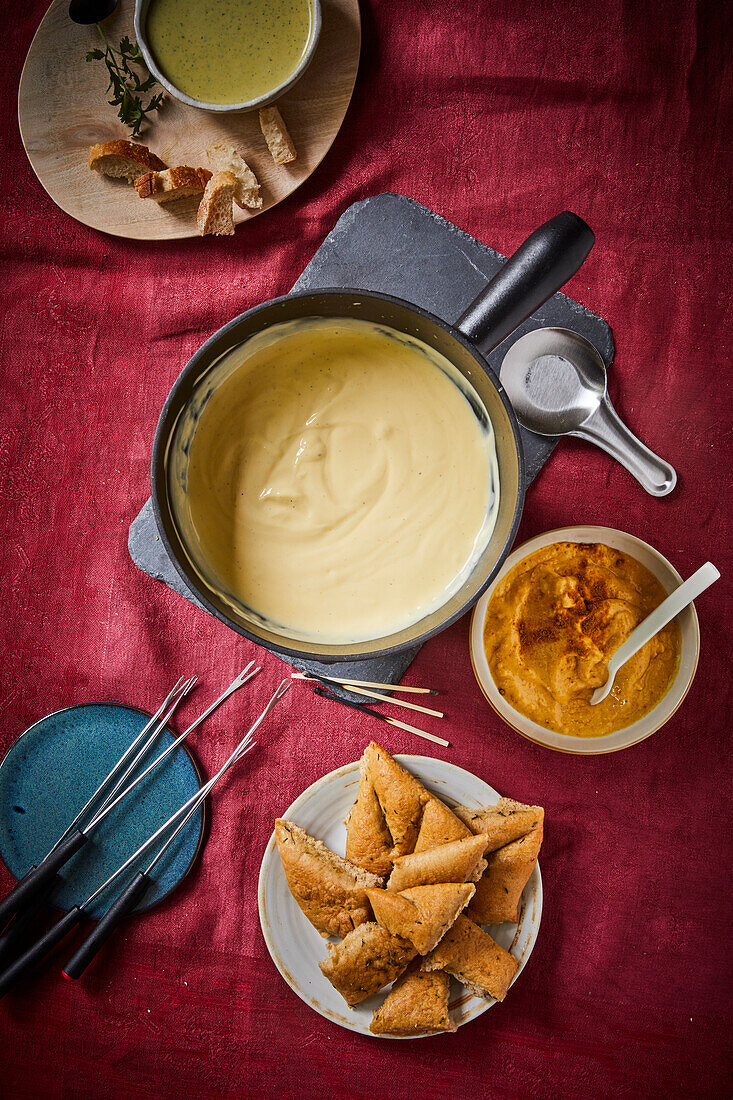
[469,526,701,754]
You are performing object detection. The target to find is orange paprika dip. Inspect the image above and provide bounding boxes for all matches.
[484,542,681,737]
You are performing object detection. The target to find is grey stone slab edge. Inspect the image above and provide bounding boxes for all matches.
[129,193,614,701]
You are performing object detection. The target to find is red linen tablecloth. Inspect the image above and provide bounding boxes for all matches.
[1,1,731,1097]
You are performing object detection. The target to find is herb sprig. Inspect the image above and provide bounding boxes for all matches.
[86,26,164,137]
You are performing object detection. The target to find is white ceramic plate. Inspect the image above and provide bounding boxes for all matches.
[470,525,701,755]
[258,755,542,1038]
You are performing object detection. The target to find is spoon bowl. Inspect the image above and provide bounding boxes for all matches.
[501,328,677,496]
[501,328,607,435]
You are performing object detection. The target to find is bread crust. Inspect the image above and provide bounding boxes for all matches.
[455,798,544,854]
[197,171,236,236]
[274,819,383,938]
[344,764,394,877]
[259,105,297,165]
[363,741,432,859]
[424,914,518,1001]
[367,882,474,955]
[88,140,166,179]
[414,798,472,853]
[134,166,212,202]
[387,834,488,892]
[370,960,456,1035]
[319,922,416,1006]
[468,824,543,925]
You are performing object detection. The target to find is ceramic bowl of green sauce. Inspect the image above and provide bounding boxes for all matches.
[134,0,321,112]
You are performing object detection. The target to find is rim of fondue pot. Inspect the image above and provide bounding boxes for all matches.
[151,214,594,661]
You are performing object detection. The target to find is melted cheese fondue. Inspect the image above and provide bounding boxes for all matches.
[183,318,500,643]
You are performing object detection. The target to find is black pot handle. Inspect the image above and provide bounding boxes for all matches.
[456,211,594,356]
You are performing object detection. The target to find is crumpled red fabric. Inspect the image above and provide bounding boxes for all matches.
[0,0,731,1097]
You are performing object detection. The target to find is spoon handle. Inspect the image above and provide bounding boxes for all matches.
[591,562,719,705]
[574,396,677,497]
[611,564,719,676]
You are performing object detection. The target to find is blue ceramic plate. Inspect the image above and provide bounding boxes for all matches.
[0,704,205,917]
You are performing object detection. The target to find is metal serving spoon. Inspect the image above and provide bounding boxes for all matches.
[590,562,719,705]
[500,328,677,496]
[69,0,118,25]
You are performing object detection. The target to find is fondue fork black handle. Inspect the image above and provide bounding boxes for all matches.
[0,832,87,930]
[456,211,595,356]
[0,877,60,969]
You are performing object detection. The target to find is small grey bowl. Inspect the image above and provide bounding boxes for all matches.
[133,0,322,113]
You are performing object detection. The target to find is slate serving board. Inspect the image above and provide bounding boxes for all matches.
[129,193,614,696]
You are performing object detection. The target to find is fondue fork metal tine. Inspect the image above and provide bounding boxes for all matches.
[312,687,450,748]
[89,677,198,824]
[55,677,192,851]
[0,676,193,931]
[85,663,260,833]
[0,682,290,995]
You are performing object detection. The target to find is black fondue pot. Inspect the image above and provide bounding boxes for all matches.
[152,212,594,662]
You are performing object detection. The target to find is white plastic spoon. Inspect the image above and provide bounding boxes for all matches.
[590,562,720,705]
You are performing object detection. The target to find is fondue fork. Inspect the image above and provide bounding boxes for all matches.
[0,681,290,997]
[290,673,438,695]
[297,674,443,718]
[0,676,194,930]
[61,681,291,981]
[312,687,450,748]
[0,666,258,932]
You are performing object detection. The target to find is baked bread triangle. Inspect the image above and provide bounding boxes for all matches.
[363,741,432,858]
[319,922,416,1006]
[414,797,472,852]
[454,798,544,854]
[424,914,518,1001]
[387,834,489,892]
[468,825,543,925]
[366,882,474,954]
[370,960,456,1035]
[274,819,384,938]
[345,765,394,877]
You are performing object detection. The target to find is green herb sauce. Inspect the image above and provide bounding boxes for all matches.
[146,0,312,105]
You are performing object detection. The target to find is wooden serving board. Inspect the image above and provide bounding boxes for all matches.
[18,0,361,240]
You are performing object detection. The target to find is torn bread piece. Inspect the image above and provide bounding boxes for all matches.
[469,825,543,925]
[363,742,432,859]
[424,914,518,1002]
[414,797,472,853]
[259,105,297,164]
[319,922,416,1007]
[387,834,489,892]
[197,172,236,236]
[206,141,262,209]
[455,798,544,854]
[370,960,456,1036]
[274,819,383,938]
[88,140,166,182]
[345,766,394,877]
[367,882,474,955]
[134,166,212,203]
